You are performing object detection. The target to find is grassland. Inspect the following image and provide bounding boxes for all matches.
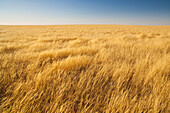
[0,25,170,113]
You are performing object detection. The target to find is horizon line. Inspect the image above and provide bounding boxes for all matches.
[0,24,170,26]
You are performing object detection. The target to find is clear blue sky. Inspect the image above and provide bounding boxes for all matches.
[0,0,170,25]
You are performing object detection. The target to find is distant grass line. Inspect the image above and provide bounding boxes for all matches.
[0,25,170,113]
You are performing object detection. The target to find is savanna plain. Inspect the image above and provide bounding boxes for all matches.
[0,25,170,113]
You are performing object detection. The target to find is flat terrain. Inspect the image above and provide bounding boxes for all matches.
[0,25,170,112]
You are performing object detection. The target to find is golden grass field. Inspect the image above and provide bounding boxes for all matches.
[0,25,170,112]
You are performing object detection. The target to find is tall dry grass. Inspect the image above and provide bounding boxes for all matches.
[0,25,170,112]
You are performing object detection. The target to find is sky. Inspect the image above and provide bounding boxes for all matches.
[0,0,170,25]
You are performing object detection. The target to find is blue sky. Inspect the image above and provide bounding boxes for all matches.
[0,0,170,25]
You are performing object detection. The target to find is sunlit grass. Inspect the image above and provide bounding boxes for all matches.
[0,25,170,112]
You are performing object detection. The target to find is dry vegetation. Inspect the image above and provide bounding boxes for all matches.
[0,25,170,113]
